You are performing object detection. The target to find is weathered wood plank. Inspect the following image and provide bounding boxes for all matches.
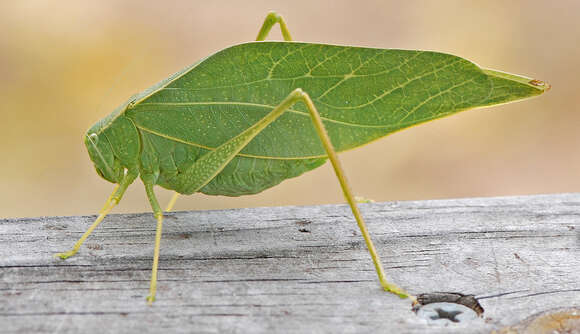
[1,193,579,333]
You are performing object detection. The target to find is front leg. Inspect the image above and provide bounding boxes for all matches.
[142,174,165,305]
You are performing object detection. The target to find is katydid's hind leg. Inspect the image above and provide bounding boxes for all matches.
[55,171,137,260]
[142,179,165,305]
[256,11,293,41]
[290,89,414,301]
[184,88,413,300]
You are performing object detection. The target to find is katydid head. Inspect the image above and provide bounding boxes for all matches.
[85,112,141,184]
[84,129,125,184]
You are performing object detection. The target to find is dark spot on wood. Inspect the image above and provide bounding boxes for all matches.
[3,291,22,297]
[463,257,479,267]
[295,220,312,226]
[178,232,192,240]
[514,253,524,262]
[568,225,575,230]
[44,224,67,230]
[86,243,103,250]
[298,228,310,233]
[346,240,363,249]
[165,215,178,221]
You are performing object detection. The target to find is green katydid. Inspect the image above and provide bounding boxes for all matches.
[55,12,549,305]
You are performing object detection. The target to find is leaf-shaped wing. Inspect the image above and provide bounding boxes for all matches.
[124,42,547,196]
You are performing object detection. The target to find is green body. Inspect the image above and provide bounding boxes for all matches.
[86,41,545,197]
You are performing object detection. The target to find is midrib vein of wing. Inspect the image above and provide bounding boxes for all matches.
[135,124,321,160]
[136,101,396,129]
[136,124,329,160]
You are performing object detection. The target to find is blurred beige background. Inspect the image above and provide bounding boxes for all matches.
[1,1,578,218]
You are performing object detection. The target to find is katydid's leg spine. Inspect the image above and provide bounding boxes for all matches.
[164,11,294,212]
[55,170,138,260]
[256,11,293,41]
[143,179,164,305]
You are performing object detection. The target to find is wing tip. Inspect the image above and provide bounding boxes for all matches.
[483,68,551,94]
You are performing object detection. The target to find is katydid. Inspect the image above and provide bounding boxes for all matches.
[56,12,549,305]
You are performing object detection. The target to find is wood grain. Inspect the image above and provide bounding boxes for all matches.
[1,193,579,333]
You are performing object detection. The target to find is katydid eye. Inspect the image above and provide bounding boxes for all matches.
[88,133,98,143]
